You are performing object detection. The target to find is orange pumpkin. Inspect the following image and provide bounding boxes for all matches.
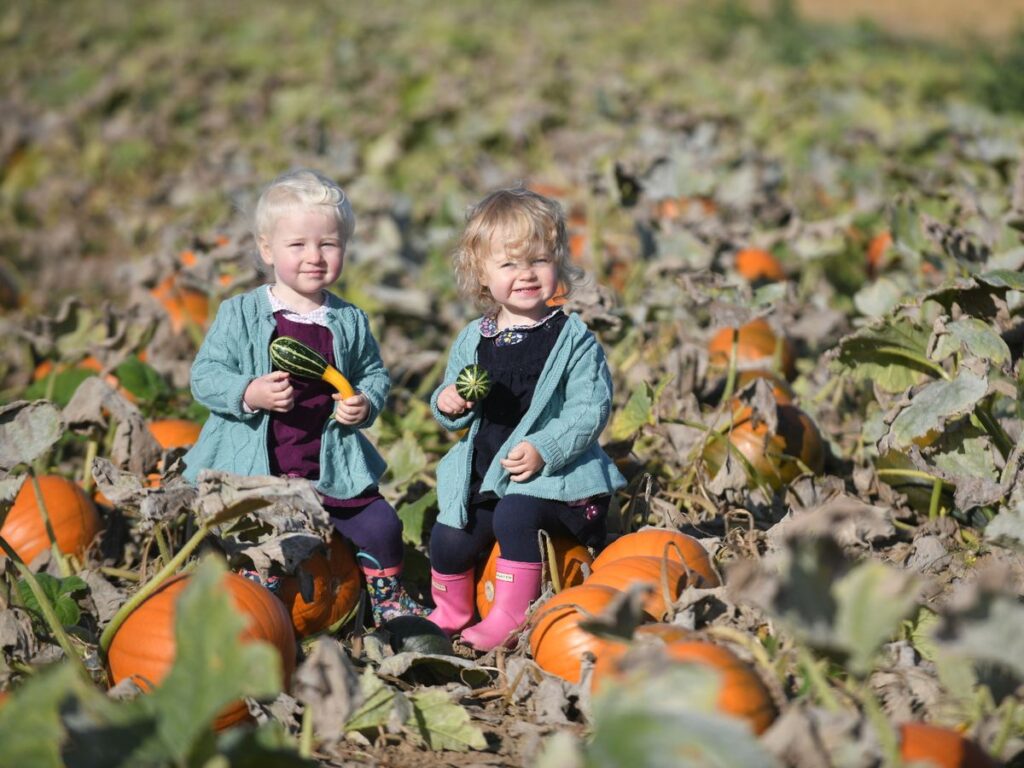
[866,231,893,275]
[107,571,296,730]
[589,623,693,689]
[899,723,996,768]
[707,318,796,381]
[150,274,209,335]
[703,403,824,490]
[584,556,689,620]
[275,535,360,637]
[591,529,720,588]
[591,637,777,735]
[476,537,592,619]
[2,476,102,564]
[147,419,203,450]
[528,584,623,684]
[735,248,785,282]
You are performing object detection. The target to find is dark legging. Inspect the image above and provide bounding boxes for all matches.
[328,498,405,569]
[429,494,606,574]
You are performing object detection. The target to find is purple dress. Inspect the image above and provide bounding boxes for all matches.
[270,312,402,567]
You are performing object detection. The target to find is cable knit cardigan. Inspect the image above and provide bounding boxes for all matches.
[182,287,389,499]
[431,312,625,529]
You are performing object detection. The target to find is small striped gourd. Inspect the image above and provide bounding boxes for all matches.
[269,336,355,398]
[455,364,491,401]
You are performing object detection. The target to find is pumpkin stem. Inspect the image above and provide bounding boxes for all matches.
[99,521,211,655]
[0,535,90,681]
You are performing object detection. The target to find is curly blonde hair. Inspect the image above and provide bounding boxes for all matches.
[453,187,583,314]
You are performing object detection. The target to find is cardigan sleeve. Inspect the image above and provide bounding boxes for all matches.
[430,323,479,433]
[190,298,260,420]
[345,308,391,429]
[525,332,614,475]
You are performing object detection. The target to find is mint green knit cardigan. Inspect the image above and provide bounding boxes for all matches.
[431,313,625,529]
[182,287,389,499]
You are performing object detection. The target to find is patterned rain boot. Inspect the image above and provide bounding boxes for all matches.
[460,558,542,651]
[359,555,429,626]
[426,568,476,636]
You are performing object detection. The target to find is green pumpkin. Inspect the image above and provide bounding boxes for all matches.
[455,364,491,401]
[376,615,454,656]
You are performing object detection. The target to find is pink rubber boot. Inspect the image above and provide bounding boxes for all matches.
[460,558,542,652]
[426,568,476,636]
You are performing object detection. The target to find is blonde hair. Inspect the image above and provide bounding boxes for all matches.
[453,187,583,314]
[253,168,355,246]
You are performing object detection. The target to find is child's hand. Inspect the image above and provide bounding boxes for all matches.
[437,383,474,416]
[333,391,370,425]
[501,441,545,483]
[243,371,294,412]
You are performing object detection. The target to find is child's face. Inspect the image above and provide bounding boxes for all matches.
[259,207,344,307]
[479,229,559,325]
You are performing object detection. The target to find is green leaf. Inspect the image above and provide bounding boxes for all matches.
[383,431,428,491]
[113,356,169,402]
[407,689,487,751]
[853,276,906,318]
[609,383,655,442]
[397,488,437,546]
[23,367,96,408]
[931,318,1011,365]
[888,372,988,449]
[930,433,1000,483]
[829,318,934,394]
[833,560,921,676]
[345,669,402,733]
[135,556,285,763]
[17,573,87,628]
[0,662,79,768]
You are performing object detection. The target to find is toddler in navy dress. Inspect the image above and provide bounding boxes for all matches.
[427,187,625,651]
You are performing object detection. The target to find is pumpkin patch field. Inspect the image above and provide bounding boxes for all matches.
[2,2,1024,766]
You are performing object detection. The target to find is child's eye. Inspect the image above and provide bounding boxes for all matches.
[533,257,549,264]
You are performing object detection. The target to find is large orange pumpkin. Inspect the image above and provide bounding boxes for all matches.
[107,571,296,730]
[528,584,623,684]
[707,318,796,381]
[591,529,720,588]
[583,556,689,620]
[703,403,824,490]
[275,535,360,637]
[591,637,777,735]
[735,248,785,282]
[899,723,996,768]
[147,419,203,450]
[476,537,592,619]
[2,476,102,564]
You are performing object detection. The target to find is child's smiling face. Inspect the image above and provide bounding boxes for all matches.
[479,226,559,326]
[259,206,345,310]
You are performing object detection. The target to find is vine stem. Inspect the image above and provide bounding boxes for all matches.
[0,535,89,681]
[876,468,944,483]
[796,646,842,711]
[99,520,211,655]
[992,697,1018,759]
[299,703,314,758]
[975,402,1013,461]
